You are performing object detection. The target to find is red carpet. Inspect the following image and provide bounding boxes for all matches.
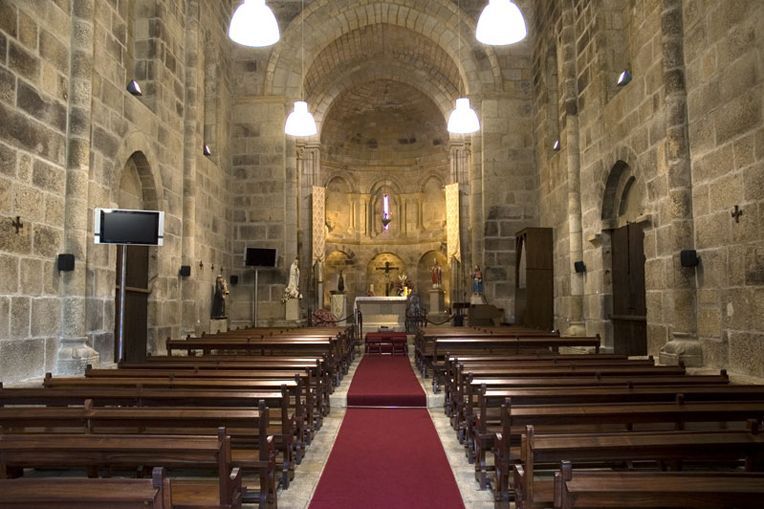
[308,408,465,509]
[346,355,426,407]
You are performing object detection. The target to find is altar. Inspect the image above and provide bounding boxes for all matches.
[354,296,408,336]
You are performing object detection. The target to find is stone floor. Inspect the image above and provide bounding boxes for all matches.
[265,344,496,509]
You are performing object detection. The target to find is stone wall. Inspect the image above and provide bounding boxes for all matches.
[0,0,233,384]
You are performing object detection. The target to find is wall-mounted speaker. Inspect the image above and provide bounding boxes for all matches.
[179,265,191,277]
[230,275,239,286]
[680,249,700,268]
[573,260,586,273]
[57,254,75,272]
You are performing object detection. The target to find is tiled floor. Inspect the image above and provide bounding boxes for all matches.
[265,346,496,509]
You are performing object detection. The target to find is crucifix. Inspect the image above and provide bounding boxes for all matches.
[11,216,23,234]
[375,260,399,296]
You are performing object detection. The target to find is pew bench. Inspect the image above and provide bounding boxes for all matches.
[513,425,764,509]
[553,463,764,509]
[0,466,171,509]
[0,430,255,509]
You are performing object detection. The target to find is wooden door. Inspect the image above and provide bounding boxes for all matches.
[114,246,149,362]
[611,223,647,355]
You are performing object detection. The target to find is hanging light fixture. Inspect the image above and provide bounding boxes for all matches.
[285,0,317,137]
[448,0,480,135]
[476,0,527,46]
[228,0,280,47]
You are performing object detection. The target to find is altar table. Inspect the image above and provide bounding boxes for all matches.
[354,296,408,336]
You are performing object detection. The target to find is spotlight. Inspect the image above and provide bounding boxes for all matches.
[552,139,561,151]
[616,70,632,87]
[203,144,212,156]
[126,80,143,96]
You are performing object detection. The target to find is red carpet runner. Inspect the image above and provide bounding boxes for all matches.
[309,356,465,509]
[346,355,426,407]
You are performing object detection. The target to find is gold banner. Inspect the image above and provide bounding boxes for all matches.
[312,186,326,264]
[446,183,461,263]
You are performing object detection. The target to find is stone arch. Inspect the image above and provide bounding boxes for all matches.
[601,158,647,229]
[110,131,164,210]
[264,0,501,98]
[366,251,407,297]
[417,250,450,306]
[325,175,354,239]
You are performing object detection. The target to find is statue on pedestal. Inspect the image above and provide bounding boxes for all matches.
[431,258,443,289]
[211,274,229,319]
[471,265,484,295]
[282,257,302,302]
[337,270,345,293]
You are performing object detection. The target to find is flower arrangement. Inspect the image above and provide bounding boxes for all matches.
[394,273,412,296]
[281,287,302,303]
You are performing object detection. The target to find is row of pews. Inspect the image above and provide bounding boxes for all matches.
[416,326,764,508]
[0,325,357,509]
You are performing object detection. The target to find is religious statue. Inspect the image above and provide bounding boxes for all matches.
[337,270,345,293]
[282,257,302,302]
[211,274,229,319]
[471,265,484,295]
[431,258,443,289]
[367,283,375,296]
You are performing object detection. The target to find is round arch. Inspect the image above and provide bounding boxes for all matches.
[110,131,164,210]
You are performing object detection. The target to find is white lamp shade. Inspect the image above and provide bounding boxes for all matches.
[476,0,527,45]
[228,0,280,47]
[285,101,318,137]
[447,98,480,134]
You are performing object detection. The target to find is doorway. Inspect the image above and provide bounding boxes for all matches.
[610,222,647,356]
[114,245,150,362]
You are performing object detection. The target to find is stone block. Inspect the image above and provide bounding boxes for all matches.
[715,92,761,145]
[19,257,42,296]
[0,64,15,105]
[0,253,18,293]
[697,307,721,338]
[8,40,40,82]
[0,176,11,213]
[17,9,38,51]
[31,297,60,337]
[32,224,62,257]
[728,332,764,378]
[10,296,30,338]
[0,296,9,339]
[0,339,45,384]
[32,158,66,194]
[0,102,66,164]
[17,81,67,134]
[699,336,728,369]
[745,246,764,285]
[45,194,65,226]
[0,218,32,255]
[0,2,17,38]
[0,142,14,177]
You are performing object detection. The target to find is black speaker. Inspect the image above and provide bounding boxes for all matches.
[229,275,239,286]
[179,265,191,277]
[573,260,586,273]
[680,250,700,267]
[57,254,75,272]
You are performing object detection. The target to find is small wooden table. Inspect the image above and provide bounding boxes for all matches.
[365,332,408,355]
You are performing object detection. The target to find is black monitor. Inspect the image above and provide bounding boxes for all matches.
[245,247,278,268]
[94,208,164,246]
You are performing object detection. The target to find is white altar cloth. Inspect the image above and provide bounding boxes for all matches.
[354,296,408,335]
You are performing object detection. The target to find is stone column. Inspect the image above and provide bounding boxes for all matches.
[56,0,99,373]
[297,142,321,311]
[181,0,201,336]
[658,0,701,366]
[560,4,585,336]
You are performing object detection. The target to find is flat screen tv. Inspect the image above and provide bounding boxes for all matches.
[94,208,165,246]
[245,247,278,268]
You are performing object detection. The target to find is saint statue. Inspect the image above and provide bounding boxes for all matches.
[211,274,229,319]
[471,265,484,295]
[283,257,301,300]
[431,258,443,289]
[337,270,345,293]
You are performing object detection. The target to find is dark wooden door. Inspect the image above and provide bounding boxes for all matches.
[611,223,647,356]
[114,245,149,362]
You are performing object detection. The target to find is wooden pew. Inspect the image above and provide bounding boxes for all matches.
[490,399,764,502]
[0,430,253,509]
[0,466,171,508]
[0,399,297,490]
[41,374,309,455]
[514,425,764,509]
[553,462,764,509]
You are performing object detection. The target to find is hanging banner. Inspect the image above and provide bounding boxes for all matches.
[445,183,461,262]
[312,186,326,264]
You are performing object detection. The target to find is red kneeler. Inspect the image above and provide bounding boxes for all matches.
[365,332,408,355]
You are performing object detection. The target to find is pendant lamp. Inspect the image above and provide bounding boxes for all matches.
[476,0,527,46]
[448,98,481,134]
[228,0,280,47]
[285,101,317,136]
[285,0,317,137]
[448,0,480,135]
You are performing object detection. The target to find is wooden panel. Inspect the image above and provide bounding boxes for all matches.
[515,227,553,330]
[611,223,647,356]
[115,246,149,363]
